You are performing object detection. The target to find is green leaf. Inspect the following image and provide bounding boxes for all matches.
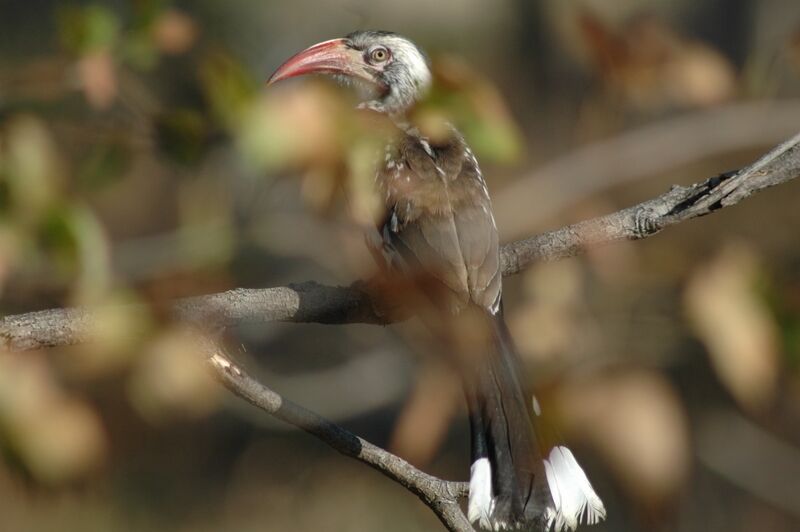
[58,5,121,55]
[199,51,258,129]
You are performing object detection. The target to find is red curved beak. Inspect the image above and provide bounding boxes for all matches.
[268,38,369,85]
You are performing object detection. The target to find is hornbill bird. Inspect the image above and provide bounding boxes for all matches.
[268,31,606,531]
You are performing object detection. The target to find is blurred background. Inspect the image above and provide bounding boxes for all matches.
[1,0,800,531]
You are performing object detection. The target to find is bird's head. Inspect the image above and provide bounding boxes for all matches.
[268,31,431,115]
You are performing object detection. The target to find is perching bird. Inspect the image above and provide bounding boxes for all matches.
[268,31,606,531]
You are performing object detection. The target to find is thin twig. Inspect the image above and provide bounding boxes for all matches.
[201,336,472,532]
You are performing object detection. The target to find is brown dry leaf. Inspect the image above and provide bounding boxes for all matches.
[77,50,117,110]
[576,11,735,109]
[127,327,220,422]
[388,360,462,466]
[664,43,736,107]
[14,398,106,484]
[685,244,780,411]
[558,369,690,506]
[0,353,107,484]
[151,9,197,55]
[576,9,631,76]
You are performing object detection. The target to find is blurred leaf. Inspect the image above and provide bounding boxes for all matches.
[40,207,76,267]
[123,4,197,69]
[685,244,781,411]
[199,51,258,130]
[0,353,107,485]
[237,84,345,175]
[575,10,735,109]
[577,9,630,75]
[0,116,63,225]
[121,31,159,71]
[663,43,737,108]
[127,327,221,423]
[77,50,118,109]
[151,9,198,55]
[345,127,385,226]
[59,292,153,379]
[40,205,112,302]
[419,56,523,164]
[69,206,113,302]
[236,95,298,172]
[120,0,168,69]
[58,5,121,55]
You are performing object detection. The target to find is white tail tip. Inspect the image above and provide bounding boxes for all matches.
[543,446,607,531]
[468,458,495,529]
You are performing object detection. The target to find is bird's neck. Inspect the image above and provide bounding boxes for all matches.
[360,85,424,121]
[358,98,414,122]
[388,114,415,134]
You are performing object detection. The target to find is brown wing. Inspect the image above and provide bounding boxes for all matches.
[375,130,501,313]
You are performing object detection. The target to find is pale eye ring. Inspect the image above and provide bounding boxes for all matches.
[368,46,390,64]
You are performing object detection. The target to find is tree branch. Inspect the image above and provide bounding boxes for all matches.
[501,131,800,273]
[1,131,799,532]
[494,100,800,238]
[2,131,798,351]
[198,335,472,531]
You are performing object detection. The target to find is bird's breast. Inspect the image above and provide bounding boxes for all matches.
[377,134,488,219]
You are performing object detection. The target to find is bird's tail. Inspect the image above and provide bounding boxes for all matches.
[465,311,606,531]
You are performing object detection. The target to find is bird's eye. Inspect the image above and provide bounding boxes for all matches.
[368,46,390,64]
